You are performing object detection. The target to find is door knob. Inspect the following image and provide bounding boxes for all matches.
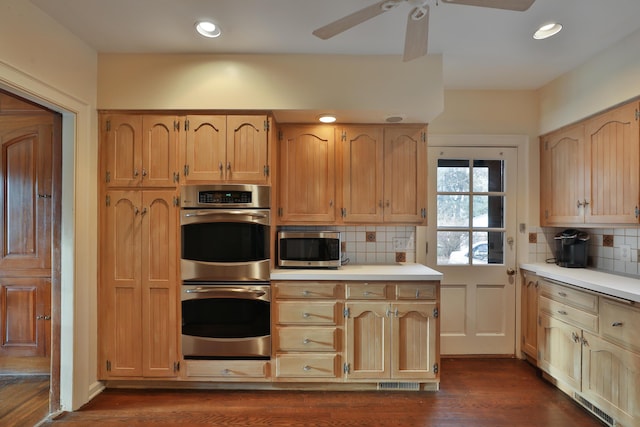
[506,268,516,276]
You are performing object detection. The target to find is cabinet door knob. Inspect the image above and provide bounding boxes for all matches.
[612,322,624,327]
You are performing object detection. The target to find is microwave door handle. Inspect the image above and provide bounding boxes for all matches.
[185,288,267,298]
[183,211,268,219]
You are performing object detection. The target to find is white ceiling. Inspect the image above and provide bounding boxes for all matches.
[31,0,640,90]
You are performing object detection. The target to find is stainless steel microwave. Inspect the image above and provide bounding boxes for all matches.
[277,231,341,268]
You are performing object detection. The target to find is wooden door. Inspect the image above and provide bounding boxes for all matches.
[141,190,178,377]
[537,313,582,391]
[183,115,226,183]
[278,125,336,223]
[141,116,180,188]
[226,115,269,183]
[584,102,640,224]
[383,126,427,224]
[581,332,640,426]
[345,302,390,380]
[100,190,143,378]
[341,126,384,223]
[391,302,437,380]
[540,124,585,226]
[0,115,53,273]
[0,278,50,357]
[521,271,538,360]
[102,114,143,187]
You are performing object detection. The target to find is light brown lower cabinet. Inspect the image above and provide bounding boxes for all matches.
[534,276,640,427]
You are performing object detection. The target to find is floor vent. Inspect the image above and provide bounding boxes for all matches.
[574,393,616,427]
[377,382,420,391]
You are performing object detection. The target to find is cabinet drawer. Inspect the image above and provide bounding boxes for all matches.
[273,282,341,299]
[600,298,640,352]
[184,360,268,380]
[275,354,340,378]
[276,327,339,352]
[539,280,598,313]
[395,282,437,300]
[276,301,339,325]
[345,282,387,299]
[539,295,598,333]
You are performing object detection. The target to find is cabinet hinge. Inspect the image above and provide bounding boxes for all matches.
[106,120,111,132]
[433,363,439,374]
[184,119,190,131]
[105,195,111,207]
[184,164,189,176]
[106,360,111,372]
[341,130,346,142]
[173,361,180,372]
[421,131,427,143]
[636,109,640,121]
[343,307,350,318]
[263,165,270,177]
[264,120,270,132]
[341,208,347,218]
[635,206,639,218]
[421,208,426,219]
[105,171,111,183]
[278,207,283,217]
[174,120,180,131]
[544,210,549,219]
[173,172,180,183]
[343,363,350,374]
[173,196,180,207]
[425,242,428,255]
[278,130,283,141]
[433,307,439,318]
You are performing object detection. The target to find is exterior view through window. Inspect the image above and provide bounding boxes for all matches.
[436,159,505,265]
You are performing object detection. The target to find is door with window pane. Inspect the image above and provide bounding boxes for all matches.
[426,147,517,355]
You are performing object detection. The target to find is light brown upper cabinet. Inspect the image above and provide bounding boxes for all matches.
[278,125,336,223]
[182,115,270,184]
[102,114,181,188]
[340,125,427,224]
[541,101,640,226]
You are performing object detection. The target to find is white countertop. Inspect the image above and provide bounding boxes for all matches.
[270,263,443,281]
[520,263,640,303]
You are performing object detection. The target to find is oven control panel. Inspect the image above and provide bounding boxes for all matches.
[198,190,252,204]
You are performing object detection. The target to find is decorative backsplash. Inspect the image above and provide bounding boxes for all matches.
[278,225,416,265]
[528,226,640,277]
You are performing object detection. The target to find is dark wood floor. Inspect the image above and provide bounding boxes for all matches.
[0,375,50,427]
[32,359,605,427]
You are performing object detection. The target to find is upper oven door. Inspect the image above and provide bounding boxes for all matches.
[180,209,270,281]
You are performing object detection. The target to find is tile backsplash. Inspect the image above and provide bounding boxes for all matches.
[528,226,640,277]
[278,225,416,265]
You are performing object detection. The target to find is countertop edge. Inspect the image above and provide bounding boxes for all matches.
[520,262,640,303]
[270,263,443,281]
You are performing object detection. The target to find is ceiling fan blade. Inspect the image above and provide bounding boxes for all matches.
[441,0,535,12]
[312,0,399,40]
[403,5,429,62]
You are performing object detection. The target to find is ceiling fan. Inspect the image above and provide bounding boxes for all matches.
[312,0,536,62]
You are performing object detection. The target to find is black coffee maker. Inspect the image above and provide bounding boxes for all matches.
[554,229,590,268]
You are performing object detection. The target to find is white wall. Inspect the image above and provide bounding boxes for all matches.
[0,0,99,411]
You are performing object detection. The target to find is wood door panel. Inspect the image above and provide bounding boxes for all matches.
[184,115,226,182]
[0,278,50,357]
[345,302,390,379]
[102,115,142,187]
[393,302,436,379]
[142,116,179,187]
[227,115,268,183]
[0,121,52,273]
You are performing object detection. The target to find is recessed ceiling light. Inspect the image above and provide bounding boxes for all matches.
[196,21,221,38]
[318,114,336,123]
[533,23,562,40]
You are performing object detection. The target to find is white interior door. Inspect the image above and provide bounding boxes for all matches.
[426,146,517,355]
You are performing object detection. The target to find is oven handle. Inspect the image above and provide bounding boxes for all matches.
[185,287,267,298]
[183,211,268,219]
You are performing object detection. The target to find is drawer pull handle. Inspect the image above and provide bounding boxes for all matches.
[416,289,420,298]
[222,369,230,375]
[302,290,310,296]
[557,310,568,316]
[363,291,371,296]
[612,322,624,327]
[303,312,310,319]
[303,365,311,371]
[558,292,567,297]
[303,338,310,344]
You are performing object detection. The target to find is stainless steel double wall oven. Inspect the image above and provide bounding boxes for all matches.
[180,184,271,360]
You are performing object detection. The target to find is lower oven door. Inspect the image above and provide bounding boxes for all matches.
[181,283,271,359]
